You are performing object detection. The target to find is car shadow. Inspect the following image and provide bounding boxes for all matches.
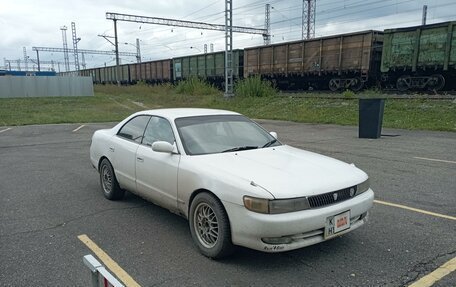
[121,191,358,269]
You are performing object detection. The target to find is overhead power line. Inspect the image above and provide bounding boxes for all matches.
[106,12,267,36]
[32,47,137,56]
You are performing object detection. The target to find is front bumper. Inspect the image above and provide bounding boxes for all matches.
[223,189,374,252]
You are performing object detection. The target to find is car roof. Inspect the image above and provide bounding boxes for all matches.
[138,108,240,120]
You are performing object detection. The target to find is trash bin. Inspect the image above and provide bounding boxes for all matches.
[359,98,385,139]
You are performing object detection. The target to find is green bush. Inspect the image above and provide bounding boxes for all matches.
[175,77,218,96]
[234,76,277,97]
[342,89,356,98]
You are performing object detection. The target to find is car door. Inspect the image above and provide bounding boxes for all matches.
[135,116,180,212]
[110,115,151,192]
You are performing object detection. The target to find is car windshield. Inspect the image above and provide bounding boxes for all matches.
[175,115,281,155]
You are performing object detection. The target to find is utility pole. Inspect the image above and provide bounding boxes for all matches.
[81,53,86,69]
[71,22,81,71]
[113,19,120,85]
[422,5,428,25]
[224,0,233,98]
[264,4,271,45]
[36,50,41,71]
[135,38,141,63]
[302,0,316,40]
[23,47,28,71]
[61,26,70,71]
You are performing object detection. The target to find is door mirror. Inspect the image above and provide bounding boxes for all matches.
[270,131,278,139]
[152,141,174,153]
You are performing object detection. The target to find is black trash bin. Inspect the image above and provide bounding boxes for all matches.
[359,98,385,139]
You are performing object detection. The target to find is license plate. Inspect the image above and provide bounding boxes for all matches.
[324,210,351,239]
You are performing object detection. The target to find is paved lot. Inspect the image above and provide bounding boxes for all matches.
[0,121,455,286]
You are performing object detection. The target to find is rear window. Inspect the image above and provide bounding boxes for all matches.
[117,115,151,143]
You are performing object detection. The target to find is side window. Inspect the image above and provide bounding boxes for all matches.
[117,115,151,143]
[143,117,175,146]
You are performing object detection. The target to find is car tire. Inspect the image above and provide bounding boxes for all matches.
[189,192,235,259]
[99,158,125,200]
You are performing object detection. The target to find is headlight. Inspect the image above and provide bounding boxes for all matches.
[356,178,370,195]
[243,196,269,213]
[243,196,310,214]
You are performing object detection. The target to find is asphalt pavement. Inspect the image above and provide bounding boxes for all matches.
[0,121,455,286]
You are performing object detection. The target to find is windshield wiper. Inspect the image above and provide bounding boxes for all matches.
[262,138,277,148]
[222,146,258,153]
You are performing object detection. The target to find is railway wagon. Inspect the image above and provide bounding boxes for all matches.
[244,30,384,91]
[79,65,127,84]
[173,50,243,88]
[129,59,172,84]
[78,69,94,80]
[381,21,456,91]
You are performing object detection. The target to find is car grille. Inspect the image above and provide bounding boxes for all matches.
[307,186,356,208]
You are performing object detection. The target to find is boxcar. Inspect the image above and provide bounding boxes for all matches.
[381,21,456,91]
[173,50,243,88]
[244,30,383,91]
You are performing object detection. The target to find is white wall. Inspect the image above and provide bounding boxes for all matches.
[0,76,94,98]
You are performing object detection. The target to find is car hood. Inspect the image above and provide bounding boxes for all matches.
[193,145,367,199]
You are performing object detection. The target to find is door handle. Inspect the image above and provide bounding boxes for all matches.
[109,147,115,152]
[137,157,144,162]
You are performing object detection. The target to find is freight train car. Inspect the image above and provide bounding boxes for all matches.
[129,59,172,84]
[57,20,455,92]
[173,50,243,88]
[244,30,384,91]
[380,21,456,91]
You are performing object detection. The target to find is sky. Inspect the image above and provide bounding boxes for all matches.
[1,0,455,71]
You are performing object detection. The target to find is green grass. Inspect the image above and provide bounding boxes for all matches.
[234,76,278,98]
[0,84,454,131]
[175,77,219,96]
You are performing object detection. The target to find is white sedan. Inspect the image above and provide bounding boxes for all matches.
[90,108,374,258]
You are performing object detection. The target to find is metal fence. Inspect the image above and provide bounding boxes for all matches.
[0,76,94,98]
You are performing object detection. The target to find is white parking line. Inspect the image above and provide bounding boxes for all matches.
[0,128,12,134]
[413,157,456,164]
[72,125,85,132]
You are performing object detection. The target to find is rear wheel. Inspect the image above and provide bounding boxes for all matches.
[99,159,125,200]
[189,193,234,259]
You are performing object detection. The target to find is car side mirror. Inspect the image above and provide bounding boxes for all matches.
[152,141,175,153]
[270,131,278,139]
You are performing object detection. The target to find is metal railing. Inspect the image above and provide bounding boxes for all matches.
[83,255,124,287]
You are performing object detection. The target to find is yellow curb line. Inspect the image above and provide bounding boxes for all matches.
[374,200,456,221]
[78,234,141,287]
[409,256,456,287]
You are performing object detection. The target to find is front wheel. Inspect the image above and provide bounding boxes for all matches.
[189,193,234,259]
[99,159,125,200]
